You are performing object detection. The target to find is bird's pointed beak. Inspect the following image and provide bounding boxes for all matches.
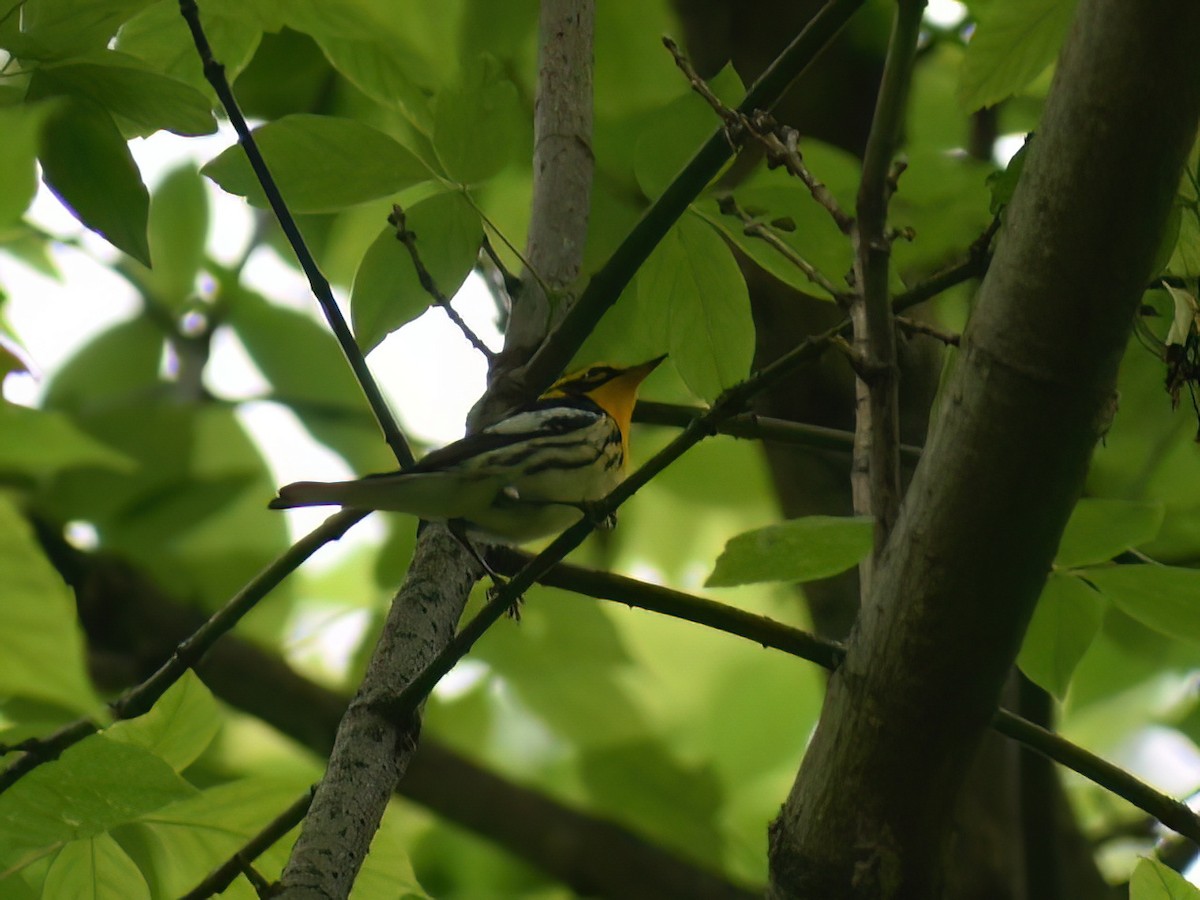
[625,354,667,385]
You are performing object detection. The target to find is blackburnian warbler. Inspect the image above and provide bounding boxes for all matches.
[269,356,665,544]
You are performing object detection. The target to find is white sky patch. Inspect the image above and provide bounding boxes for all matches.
[925,0,967,29]
[995,133,1028,168]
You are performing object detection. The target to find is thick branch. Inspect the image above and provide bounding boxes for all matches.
[280,3,598,894]
[278,528,479,897]
[768,1,1200,896]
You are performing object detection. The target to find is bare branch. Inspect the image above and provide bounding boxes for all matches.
[180,789,315,900]
[389,204,495,360]
[176,0,413,468]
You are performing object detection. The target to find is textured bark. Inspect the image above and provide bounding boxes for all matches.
[767,1,1200,896]
[280,4,597,895]
[279,528,478,897]
[474,0,596,426]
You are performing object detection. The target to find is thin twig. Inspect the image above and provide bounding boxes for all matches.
[0,511,365,793]
[716,195,849,302]
[389,204,495,361]
[479,233,522,303]
[180,787,316,900]
[896,316,961,346]
[486,549,1200,849]
[892,216,999,313]
[176,0,414,468]
[632,399,923,464]
[662,35,855,235]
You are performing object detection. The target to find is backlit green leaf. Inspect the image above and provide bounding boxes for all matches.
[633,64,744,198]
[706,516,873,587]
[636,212,753,402]
[38,100,150,264]
[42,834,150,900]
[1018,572,1106,699]
[1084,565,1200,644]
[1055,498,1164,569]
[959,0,1078,111]
[105,672,221,773]
[351,190,482,353]
[0,403,133,480]
[432,55,523,184]
[0,103,54,225]
[202,114,433,212]
[0,736,194,869]
[115,0,263,99]
[31,51,216,137]
[0,497,99,713]
[1130,857,1200,900]
[139,165,210,308]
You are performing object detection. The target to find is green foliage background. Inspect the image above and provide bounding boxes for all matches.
[2,0,1200,897]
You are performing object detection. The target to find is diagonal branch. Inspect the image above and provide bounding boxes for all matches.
[176,0,413,468]
[64,545,757,900]
[487,0,867,414]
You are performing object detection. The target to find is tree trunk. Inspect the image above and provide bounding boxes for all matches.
[766,0,1200,895]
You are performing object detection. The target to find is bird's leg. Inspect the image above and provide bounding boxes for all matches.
[445,520,524,618]
[574,500,617,531]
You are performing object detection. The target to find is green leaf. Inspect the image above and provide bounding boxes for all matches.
[201,114,433,212]
[314,34,435,134]
[636,213,753,402]
[1084,565,1200,644]
[0,497,99,713]
[135,165,210,309]
[0,403,133,479]
[580,740,725,864]
[0,102,54,225]
[986,137,1030,214]
[432,55,523,184]
[30,51,216,138]
[350,190,482,352]
[118,776,311,898]
[706,515,874,587]
[1017,572,1106,699]
[42,834,150,900]
[38,99,150,264]
[958,0,1078,111]
[474,586,647,746]
[0,0,157,60]
[226,287,364,411]
[1130,857,1200,900]
[1054,498,1165,569]
[42,315,163,414]
[634,64,744,198]
[698,145,858,298]
[105,673,221,773]
[0,736,194,870]
[115,0,263,100]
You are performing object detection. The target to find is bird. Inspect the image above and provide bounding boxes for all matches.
[269,356,666,544]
